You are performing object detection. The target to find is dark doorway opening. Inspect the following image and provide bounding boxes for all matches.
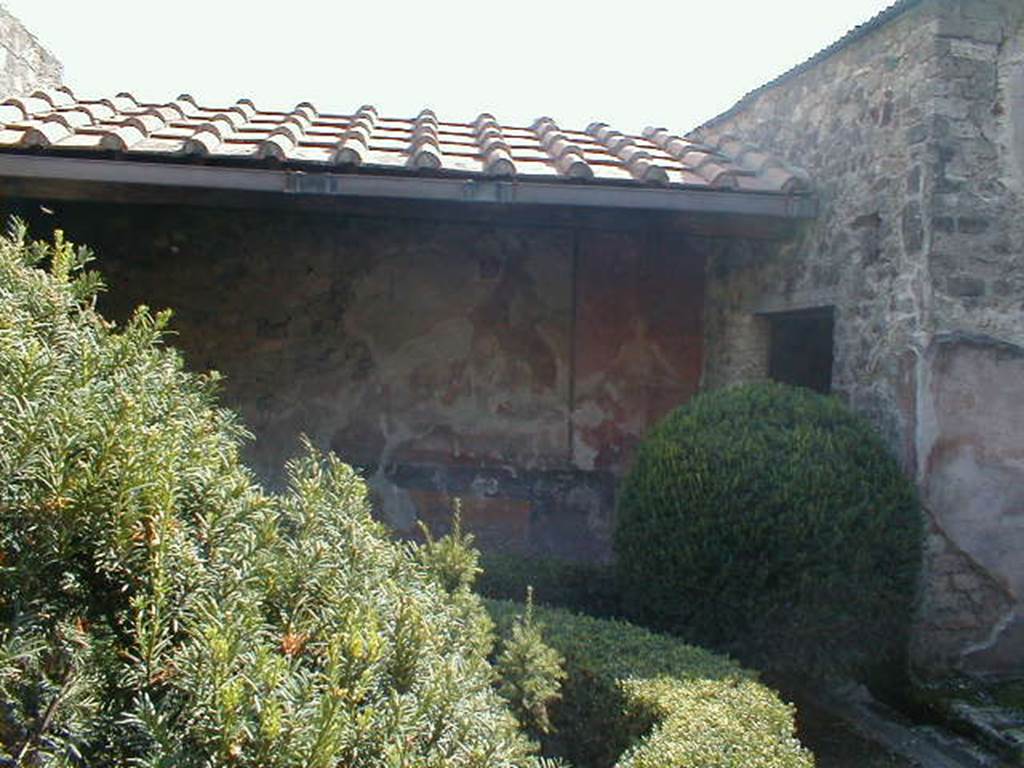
[767,307,835,394]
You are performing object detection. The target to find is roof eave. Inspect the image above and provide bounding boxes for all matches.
[0,154,817,220]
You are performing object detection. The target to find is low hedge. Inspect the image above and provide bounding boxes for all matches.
[476,551,621,619]
[487,600,814,768]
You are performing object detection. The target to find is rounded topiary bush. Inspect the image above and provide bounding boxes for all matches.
[614,381,922,678]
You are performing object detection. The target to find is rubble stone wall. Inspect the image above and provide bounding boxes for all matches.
[0,5,61,96]
[696,0,1024,673]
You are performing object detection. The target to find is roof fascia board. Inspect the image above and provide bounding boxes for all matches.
[0,154,816,219]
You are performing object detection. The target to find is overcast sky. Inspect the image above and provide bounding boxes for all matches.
[11,0,896,132]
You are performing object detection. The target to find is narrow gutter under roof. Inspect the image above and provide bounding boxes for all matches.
[0,154,817,219]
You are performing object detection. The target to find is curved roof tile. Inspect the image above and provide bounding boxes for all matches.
[0,87,811,195]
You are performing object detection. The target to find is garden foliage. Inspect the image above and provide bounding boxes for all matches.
[0,224,820,767]
[0,223,533,767]
[488,600,814,768]
[476,552,620,620]
[493,589,566,738]
[614,381,922,678]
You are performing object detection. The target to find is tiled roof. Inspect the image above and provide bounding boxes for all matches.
[0,87,810,195]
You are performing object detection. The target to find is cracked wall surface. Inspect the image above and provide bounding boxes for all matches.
[917,335,1024,671]
[697,0,1024,673]
[0,5,61,96]
[19,202,705,562]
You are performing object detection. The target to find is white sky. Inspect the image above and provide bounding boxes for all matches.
[10,0,896,133]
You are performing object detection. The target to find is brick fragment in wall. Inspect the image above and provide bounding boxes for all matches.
[945,276,986,298]
[906,166,922,194]
[901,201,925,254]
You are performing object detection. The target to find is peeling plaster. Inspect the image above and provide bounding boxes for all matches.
[26,203,705,563]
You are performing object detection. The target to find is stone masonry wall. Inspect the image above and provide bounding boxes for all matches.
[0,4,61,96]
[695,0,1024,673]
[697,2,938,455]
[21,201,705,563]
[916,0,1024,672]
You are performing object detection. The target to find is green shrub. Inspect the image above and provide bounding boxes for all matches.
[476,552,621,619]
[0,224,535,767]
[417,502,482,594]
[614,381,922,678]
[488,600,814,768]
[494,590,566,738]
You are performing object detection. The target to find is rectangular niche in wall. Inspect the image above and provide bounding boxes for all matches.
[766,306,835,394]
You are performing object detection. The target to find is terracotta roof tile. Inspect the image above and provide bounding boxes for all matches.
[0,87,811,196]
[22,119,70,148]
[586,123,669,185]
[99,125,145,151]
[531,117,592,179]
[700,132,810,193]
[334,104,376,166]
[473,113,516,177]
[407,108,442,169]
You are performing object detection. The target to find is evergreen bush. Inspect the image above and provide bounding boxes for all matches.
[614,381,922,678]
[488,600,813,768]
[493,589,566,739]
[0,223,534,767]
